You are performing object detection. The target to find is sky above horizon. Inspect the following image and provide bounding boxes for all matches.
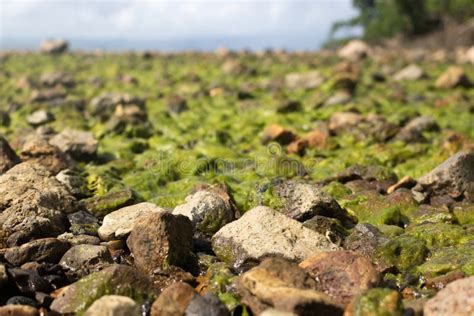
[0,0,359,50]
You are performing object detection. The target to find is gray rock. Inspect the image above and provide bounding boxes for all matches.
[212,206,340,269]
[57,233,100,246]
[67,211,100,235]
[395,116,439,143]
[173,190,234,236]
[84,295,140,316]
[186,292,230,316]
[39,39,68,54]
[39,72,75,88]
[55,169,89,197]
[285,71,324,90]
[324,90,352,106]
[0,135,21,174]
[418,150,474,197]
[27,110,54,126]
[424,276,474,316]
[49,129,98,160]
[59,244,113,280]
[90,92,145,121]
[4,238,70,266]
[338,40,370,61]
[0,162,76,248]
[393,64,425,81]
[98,202,166,241]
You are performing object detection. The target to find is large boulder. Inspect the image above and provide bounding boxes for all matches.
[237,257,343,315]
[423,276,474,316]
[211,206,339,269]
[98,202,166,241]
[126,212,195,274]
[0,162,76,248]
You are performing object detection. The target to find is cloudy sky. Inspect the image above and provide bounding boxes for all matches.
[0,0,359,50]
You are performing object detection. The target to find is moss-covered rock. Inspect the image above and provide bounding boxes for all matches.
[346,288,404,316]
[376,235,428,271]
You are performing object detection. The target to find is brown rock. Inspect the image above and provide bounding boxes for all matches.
[150,282,196,316]
[127,212,195,274]
[0,136,21,174]
[387,176,416,194]
[435,66,471,89]
[237,257,343,316]
[5,238,70,266]
[262,124,297,146]
[424,276,474,316]
[299,250,379,305]
[0,305,39,316]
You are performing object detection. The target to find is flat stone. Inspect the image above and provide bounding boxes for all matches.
[5,238,70,266]
[84,295,139,316]
[212,206,339,269]
[49,129,98,160]
[424,276,474,316]
[57,233,100,246]
[299,250,380,305]
[237,257,343,315]
[127,212,195,274]
[59,244,113,280]
[98,202,166,241]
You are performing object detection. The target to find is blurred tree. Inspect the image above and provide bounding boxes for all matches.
[331,0,474,41]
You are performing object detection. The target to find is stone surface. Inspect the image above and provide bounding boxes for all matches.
[90,92,145,121]
[39,72,75,88]
[418,150,474,197]
[0,264,7,289]
[39,39,68,54]
[338,40,370,61]
[435,66,471,89]
[423,276,474,316]
[84,295,139,316]
[343,224,389,269]
[395,116,439,143]
[59,244,113,280]
[262,124,297,146]
[127,212,195,274]
[55,169,89,198]
[26,110,54,126]
[0,305,39,316]
[68,211,100,235]
[173,190,234,236]
[6,296,38,307]
[212,206,339,269]
[57,233,100,246]
[50,265,158,315]
[0,136,21,174]
[285,71,324,90]
[98,202,166,241]
[49,128,98,160]
[0,162,76,247]
[7,268,53,295]
[393,64,425,81]
[237,257,343,315]
[4,238,70,266]
[82,188,135,217]
[299,250,379,305]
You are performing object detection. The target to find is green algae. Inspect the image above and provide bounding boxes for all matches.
[416,243,474,277]
[376,235,428,271]
[350,288,404,316]
[406,222,472,249]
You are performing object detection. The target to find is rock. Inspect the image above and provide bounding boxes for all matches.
[90,92,145,121]
[26,110,54,127]
[4,238,70,266]
[418,150,474,197]
[55,169,89,198]
[67,211,99,235]
[423,276,474,316]
[329,112,363,134]
[98,202,166,241]
[343,224,389,268]
[29,89,66,103]
[344,288,403,316]
[285,71,324,90]
[57,233,100,246]
[0,264,7,289]
[0,136,21,174]
[336,165,397,183]
[49,129,98,160]
[0,162,76,247]
[393,64,425,81]
[166,95,188,113]
[84,295,139,316]
[127,212,195,274]
[338,40,370,61]
[50,265,158,315]
[299,251,379,305]
[59,245,113,280]
[39,72,75,88]
[212,206,339,269]
[6,296,38,307]
[324,90,352,106]
[82,188,135,217]
[435,66,471,89]
[303,216,347,245]
[237,257,343,315]
[0,305,39,316]
[271,180,352,223]
[387,176,416,194]
[173,190,234,236]
[150,282,228,316]
[7,268,53,294]
[276,100,301,113]
[262,124,297,146]
[19,135,72,175]
[39,39,68,54]
[424,269,465,291]
[395,116,439,143]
